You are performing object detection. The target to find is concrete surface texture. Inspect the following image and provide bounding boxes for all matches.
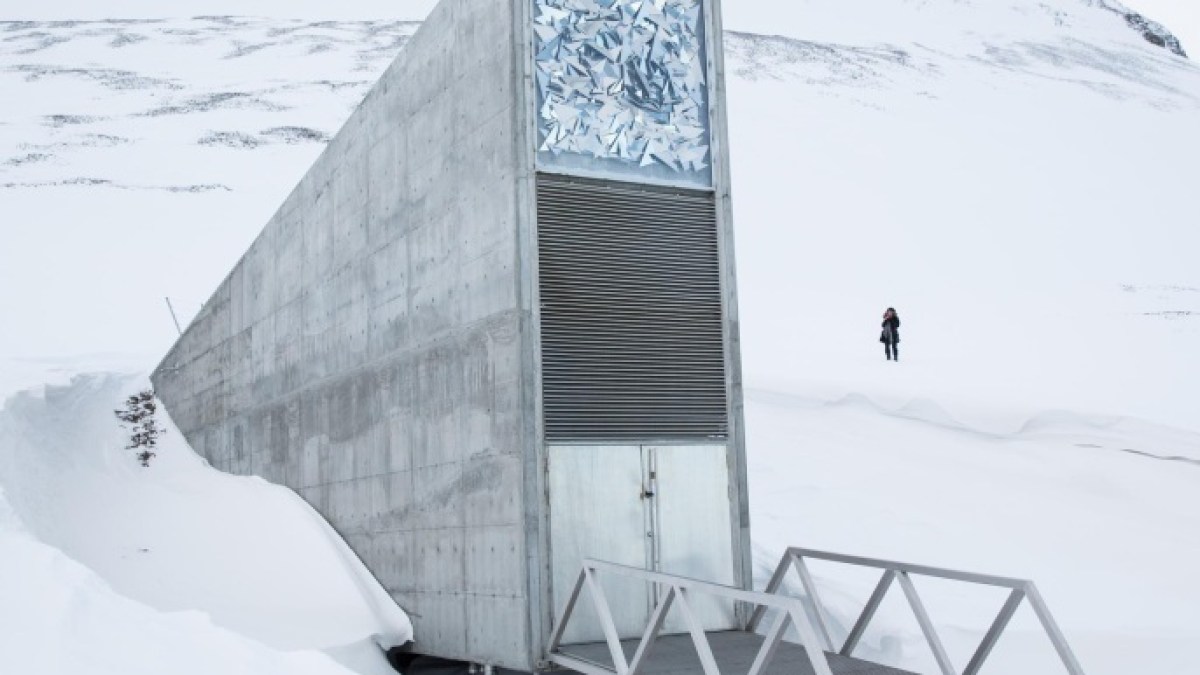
[152,0,750,671]
[152,0,535,667]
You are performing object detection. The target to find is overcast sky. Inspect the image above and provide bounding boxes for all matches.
[1,0,1195,54]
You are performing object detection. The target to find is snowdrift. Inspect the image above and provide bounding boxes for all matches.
[0,372,411,675]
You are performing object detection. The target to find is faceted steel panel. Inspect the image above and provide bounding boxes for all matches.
[536,173,728,441]
[533,0,712,187]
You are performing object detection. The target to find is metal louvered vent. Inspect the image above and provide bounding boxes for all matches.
[536,172,729,442]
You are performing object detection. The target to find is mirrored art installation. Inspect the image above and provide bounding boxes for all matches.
[533,0,712,187]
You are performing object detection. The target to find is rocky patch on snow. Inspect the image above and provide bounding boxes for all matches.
[0,178,231,192]
[198,131,261,149]
[1091,0,1188,57]
[725,32,931,87]
[143,91,290,117]
[108,31,149,48]
[0,18,418,67]
[1118,10,1187,57]
[24,133,130,149]
[2,152,52,167]
[42,114,106,127]
[198,126,328,149]
[261,126,329,144]
[9,63,179,90]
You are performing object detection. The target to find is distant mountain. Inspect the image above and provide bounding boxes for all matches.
[0,2,1197,424]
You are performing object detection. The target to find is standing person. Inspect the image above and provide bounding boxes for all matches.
[880,308,901,361]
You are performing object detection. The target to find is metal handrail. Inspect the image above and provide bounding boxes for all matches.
[546,559,838,675]
[749,547,1086,675]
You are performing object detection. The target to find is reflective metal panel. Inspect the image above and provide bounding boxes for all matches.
[533,0,713,187]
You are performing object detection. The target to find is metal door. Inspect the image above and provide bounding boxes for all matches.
[548,444,738,645]
[649,444,739,633]
[549,445,652,645]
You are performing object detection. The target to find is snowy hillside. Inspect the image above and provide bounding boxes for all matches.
[1,2,1199,674]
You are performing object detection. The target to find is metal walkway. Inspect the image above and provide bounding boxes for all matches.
[547,548,1085,675]
[558,631,916,675]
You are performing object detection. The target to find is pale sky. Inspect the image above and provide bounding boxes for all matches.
[0,0,1194,55]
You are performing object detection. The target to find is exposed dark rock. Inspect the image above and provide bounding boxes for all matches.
[1123,11,1187,58]
[1,177,232,192]
[198,131,261,149]
[7,32,72,54]
[224,41,277,59]
[11,64,179,90]
[1096,2,1189,58]
[43,114,105,127]
[109,32,148,48]
[143,91,289,117]
[21,134,130,150]
[261,126,329,144]
[3,152,52,166]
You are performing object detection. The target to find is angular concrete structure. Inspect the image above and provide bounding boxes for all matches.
[152,0,747,671]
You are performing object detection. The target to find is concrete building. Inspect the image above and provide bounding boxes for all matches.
[152,0,749,671]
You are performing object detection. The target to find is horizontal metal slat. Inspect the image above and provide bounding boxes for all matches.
[537,172,728,442]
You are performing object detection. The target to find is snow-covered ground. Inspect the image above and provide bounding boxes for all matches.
[0,371,411,675]
[747,389,1200,673]
[1,1,1198,674]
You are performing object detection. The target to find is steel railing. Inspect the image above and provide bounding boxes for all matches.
[749,547,1086,675]
[547,549,1086,675]
[547,559,838,675]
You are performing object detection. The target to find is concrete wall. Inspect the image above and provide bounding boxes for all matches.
[152,0,535,667]
[704,0,756,619]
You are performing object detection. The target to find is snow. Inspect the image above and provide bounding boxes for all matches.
[0,516,373,675]
[746,388,1200,673]
[1,2,1198,674]
[722,13,1200,666]
[0,372,412,675]
[7,1,1195,57]
[727,19,1200,434]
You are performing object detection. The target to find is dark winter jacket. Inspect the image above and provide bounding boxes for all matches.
[880,316,901,344]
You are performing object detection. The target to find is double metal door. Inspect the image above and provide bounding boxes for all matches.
[548,444,738,645]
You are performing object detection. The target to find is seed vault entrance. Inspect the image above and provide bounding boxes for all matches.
[153,0,753,670]
[534,171,744,648]
[547,444,738,645]
[529,0,749,656]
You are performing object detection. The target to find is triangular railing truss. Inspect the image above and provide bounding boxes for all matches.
[747,548,1087,675]
[546,549,1085,675]
[546,559,837,675]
